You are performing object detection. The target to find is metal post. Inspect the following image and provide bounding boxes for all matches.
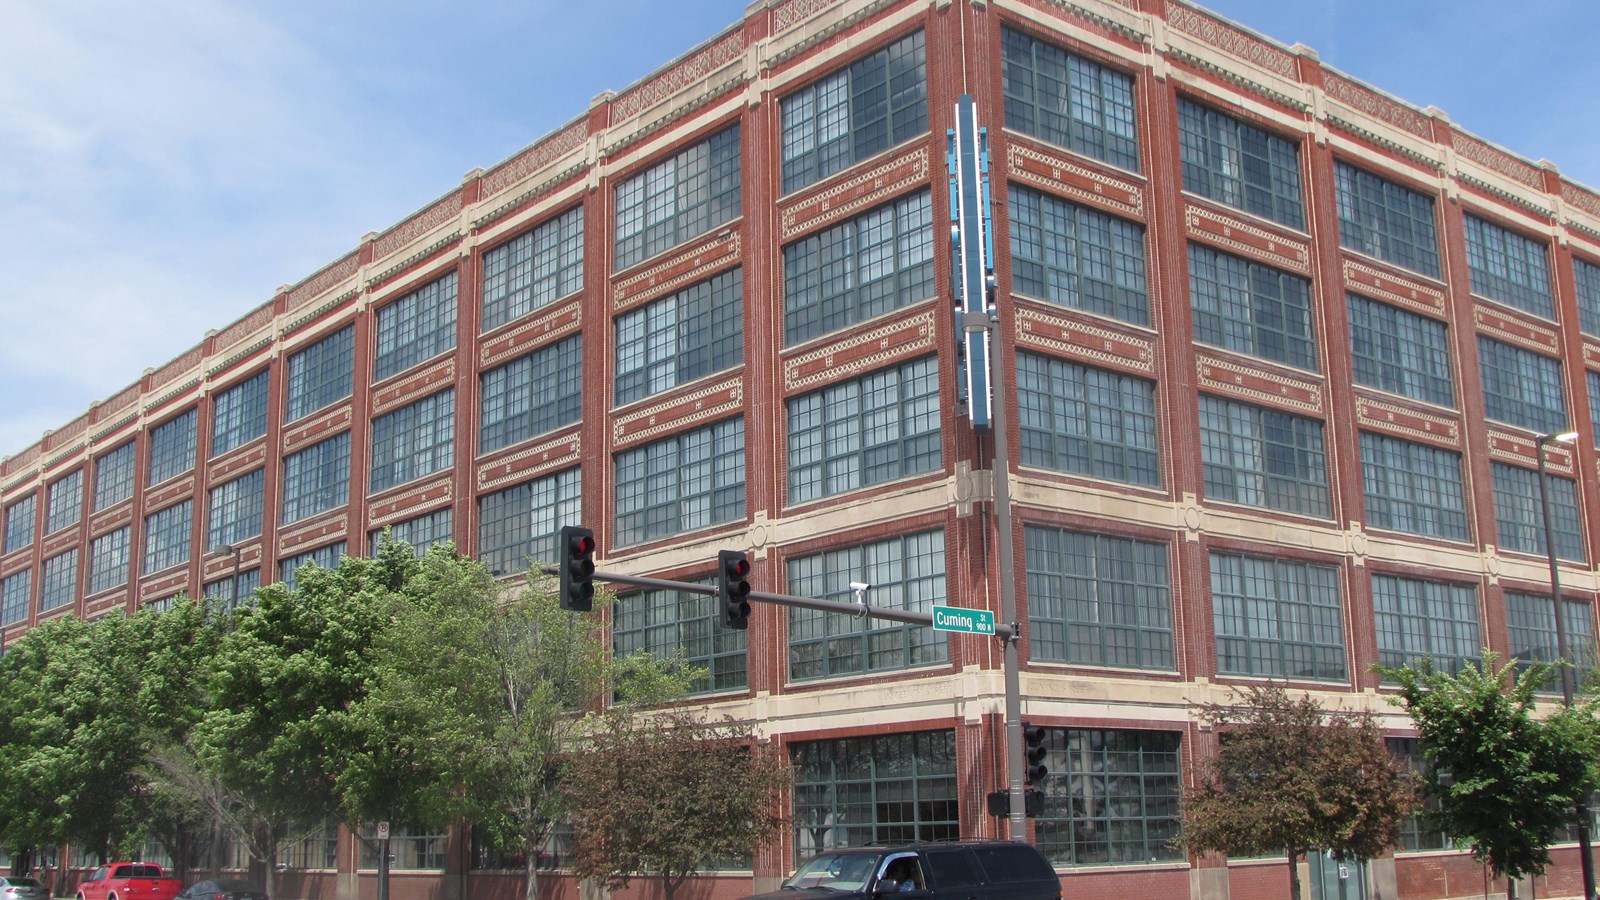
[987,304,1028,842]
[1537,430,1595,900]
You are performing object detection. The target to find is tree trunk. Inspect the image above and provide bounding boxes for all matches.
[521,844,539,900]
[1287,847,1302,900]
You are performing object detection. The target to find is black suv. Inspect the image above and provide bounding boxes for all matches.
[740,841,1060,900]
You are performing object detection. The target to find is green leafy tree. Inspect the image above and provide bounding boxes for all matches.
[1381,653,1600,887]
[1180,683,1414,900]
[565,706,790,900]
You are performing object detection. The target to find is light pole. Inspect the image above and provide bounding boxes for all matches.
[1536,428,1594,900]
[213,543,242,610]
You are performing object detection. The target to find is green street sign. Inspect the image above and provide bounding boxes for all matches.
[932,605,996,635]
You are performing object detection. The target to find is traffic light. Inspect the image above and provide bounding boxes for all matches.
[1023,722,1049,783]
[559,526,596,612]
[717,549,752,630]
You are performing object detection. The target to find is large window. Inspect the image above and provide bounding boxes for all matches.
[0,570,29,626]
[1465,215,1553,318]
[147,409,197,485]
[204,568,261,611]
[3,495,35,554]
[1372,573,1480,676]
[1578,258,1600,338]
[1492,462,1584,562]
[615,125,741,270]
[1348,294,1454,407]
[142,501,192,574]
[88,527,131,594]
[1001,28,1138,171]
[787,530,948,680]
[211,370,269,456]
[375,272,457,381]
[371,508,454,558]
[1177,99,1303,229]
[479,335,583,453]
[614,580,748,694]
[1199,396,1329,517]
[280,433,350,525]
[1189,244,1316,370]
[615,418,745,546]
[1008,185,1148,324]
[1477,336,1567,435]
[615,268,743,405]
[1388,738,1452,851]
[783,190,933,345]
[477,468,581,577]
[1025,525,1172,669]
[278,542,346,591]
[780,31,928,194]
[791,730,957,857]
[1032,728,1182,866]
[1211,551,1346,680]
[286,325,355,422]
[788,356,941,503]
[1507,591,1596,693]
[1359,432,1469,541]
[370,390,454,492]
[1016,352,1158,486]
[359,824,446,871]
[482,206,584,331]
[1334,163,1441,278]
[40,549,77,612]
[93,441,136,511]
[207,470,264,550]
[46,470,83,535]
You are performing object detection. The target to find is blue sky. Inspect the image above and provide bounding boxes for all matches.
[1,0,1596,458]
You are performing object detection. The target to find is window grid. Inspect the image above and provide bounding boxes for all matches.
[1016,351,1159,486]
[1334,163,1441,278]
[1025,525,1173,670]
[1347,294,1454,407]
[1200,396,1329,517]
[788,356,942,503]
[88,527,131,594]
[371,508,454,558]
[46,470,83,535]
[207,470,264,550]
[1507,591,1597,693]
[286,326,355,421]
[1210,551,1346,680]
[4,495,36,554]
[40,549,77,612]
[1372,574,1480,676]
[203,568,261,611]
[370,390,455,492]
[1359,432,1469,541]
[1388,738,1452,852]
[1591,371,1600,448]
[787,530,949,680]
[1001,27,1138,171]
[1578,258,1600,338]
[784,190,934,345]
[280,433,351,525]
[1478,336,1567,434]
[477,468,582,577]
[211,370,269,457]
[1033,728,1183,866]
[375,272,458,381]
[143,501,192,575]
[1492,462,1584,562]
[1008,184,1148,324]
[1465,215,1554,318]
[94,442,137,511]
[482,206,584,331]
[615,268,743,405]
[614,580,749,694]
[147,409,197,485]
[791,730,958,859]
[0,570,29,626]
[358,824,446,871]
[780,31,928,194]
[1189,243,1317,370]
[1177,99,1303,229]
[480,335,583,453]
[615,418,745,546]
[278,542,347,591]
[615,125,742,271]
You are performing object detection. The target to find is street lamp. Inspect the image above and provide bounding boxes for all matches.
[213,543,242,611]
[1536,428,1594,900]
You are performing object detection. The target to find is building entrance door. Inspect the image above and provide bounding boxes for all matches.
[1310,850,1369,900]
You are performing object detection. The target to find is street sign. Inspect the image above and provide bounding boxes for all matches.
[932,605,996,635]
[376,821,390,841]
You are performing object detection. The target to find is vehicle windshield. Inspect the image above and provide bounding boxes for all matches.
[4,878,42,888]
[782,852,882,891]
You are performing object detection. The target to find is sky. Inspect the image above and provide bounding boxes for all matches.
[1,0,1597,459]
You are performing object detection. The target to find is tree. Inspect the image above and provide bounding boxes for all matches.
[564,705,789,900]
[1382,653,1600,887]
[1180,683,1414,900]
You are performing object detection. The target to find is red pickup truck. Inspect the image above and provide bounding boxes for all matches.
[75,863,183,900]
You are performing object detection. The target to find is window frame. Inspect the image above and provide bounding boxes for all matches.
[1188,243,1317,370]
[1358,432,1469,541]
[1016,350,1159,487]
[614,418,746,547]
[211,370,270,457]
[481,205,585,332]
[1464,214,1554,318]
[786,356,942,504]
[1199,395,1330,518]
[614,123,742,271]
[1008,183,1149,325]
[614,267,744,406]
[1210,550,1347,681]
[1333,162,1441,278]
[1000,26,1139,172]
[479,335,583,454]
[279,432,351,525]
[373,271,458,382]
[369,389,455,492]
[1177,97,1304,230]
[285,325,355,422]
[1024,525,1174,670]
[1347,293,1454,407]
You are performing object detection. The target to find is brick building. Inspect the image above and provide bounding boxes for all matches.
[4,0,1600,897]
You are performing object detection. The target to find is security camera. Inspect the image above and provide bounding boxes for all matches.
[849,581,872,592]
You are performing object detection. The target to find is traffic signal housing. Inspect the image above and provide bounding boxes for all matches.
[1023,722,1049,783]
[559,526,596,612]
[717,549,752,630]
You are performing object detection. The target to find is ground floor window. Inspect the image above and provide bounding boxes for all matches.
[470,823,573,871]
[791,729,957,862]
[1033,727,1182,866]
[359,823,445,871]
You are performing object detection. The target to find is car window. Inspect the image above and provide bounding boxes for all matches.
[970,845,1057,883]
[219,882,261,893]
[923,849,982,888]
[187,882,219,894]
